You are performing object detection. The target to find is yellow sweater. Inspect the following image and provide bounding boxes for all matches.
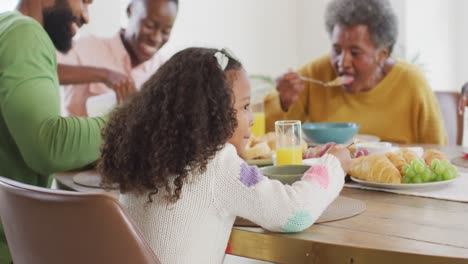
[265,55,447,145]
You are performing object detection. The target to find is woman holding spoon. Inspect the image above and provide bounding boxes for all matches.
[265,0,446,145]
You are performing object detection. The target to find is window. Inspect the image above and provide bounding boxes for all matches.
[0,0,18,13]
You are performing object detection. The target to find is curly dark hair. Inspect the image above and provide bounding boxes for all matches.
[98,47,242,202]
[325,0,398,54]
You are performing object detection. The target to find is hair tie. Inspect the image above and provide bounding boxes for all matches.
[214,51,229,71]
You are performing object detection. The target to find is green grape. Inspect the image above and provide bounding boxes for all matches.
[431,159,441,171]
[402,164,411,176]
[421,168,432,182]
[402,176,412,183]
[433,163,446,175]
[446,164,457,175]
[405,168,417,178]
[429,171,437,182]
[435,174,443,182]
[412,176,422,184]
[440,159,451,168]
[412,160,426,174]
[442,169,456,181]
[412,158,425,165]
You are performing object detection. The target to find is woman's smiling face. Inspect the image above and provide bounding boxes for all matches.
[124,0,178,66]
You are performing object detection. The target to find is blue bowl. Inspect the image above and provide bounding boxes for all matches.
[302,122,360,144]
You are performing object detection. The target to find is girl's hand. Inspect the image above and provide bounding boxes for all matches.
[303,142,336,159]
[327,145,352,174]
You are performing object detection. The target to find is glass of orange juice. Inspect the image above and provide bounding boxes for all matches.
[275,120,302,165]
[251,99,265,136]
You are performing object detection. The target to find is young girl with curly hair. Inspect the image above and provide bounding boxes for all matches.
[98,47,351,264]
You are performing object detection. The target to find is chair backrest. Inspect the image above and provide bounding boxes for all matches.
[0,176,160,264]
[434,91,463,145]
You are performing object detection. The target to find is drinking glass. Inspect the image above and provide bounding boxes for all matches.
[275,120,302,165]
[251,98,265,136]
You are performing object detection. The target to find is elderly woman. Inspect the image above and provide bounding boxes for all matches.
[266,0,447,145]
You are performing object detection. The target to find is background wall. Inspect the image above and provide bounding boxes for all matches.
[404,0,458,90]
[0,0,17,10]
[1,0,467,91]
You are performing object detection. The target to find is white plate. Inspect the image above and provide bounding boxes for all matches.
[350,176,458,189]
[353,134,380,142]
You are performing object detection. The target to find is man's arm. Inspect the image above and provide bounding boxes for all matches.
[58,64,109,85]
[58,64,136,103]
[1,22,107,175]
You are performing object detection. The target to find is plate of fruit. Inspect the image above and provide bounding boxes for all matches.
[349,149,458,189]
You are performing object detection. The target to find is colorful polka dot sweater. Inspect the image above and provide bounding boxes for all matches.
[119,143,345,263]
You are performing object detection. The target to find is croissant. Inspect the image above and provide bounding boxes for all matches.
[243,141,272,160]
[423,149,446,166]
[385,151,408,175]
[400,148,419,163]
[254,132,276,150]
[349,154,401,184]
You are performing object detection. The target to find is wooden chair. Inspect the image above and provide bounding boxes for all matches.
[434,91,463,145]
[0,176,160,264]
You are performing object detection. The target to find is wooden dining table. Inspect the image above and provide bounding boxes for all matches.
[54,144,468,264]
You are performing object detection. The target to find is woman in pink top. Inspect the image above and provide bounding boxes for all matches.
[57,0,178,116]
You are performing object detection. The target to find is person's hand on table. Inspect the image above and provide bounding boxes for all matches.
[303,142,351,173]
[327,145,352,174]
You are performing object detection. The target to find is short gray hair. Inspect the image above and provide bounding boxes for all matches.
[325,0,398,53]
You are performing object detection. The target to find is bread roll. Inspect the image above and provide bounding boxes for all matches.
[243,141,272,160]
[385,151,408,175]
[349,154,401,184]
[400,148,418,163]
[423,149,446,165]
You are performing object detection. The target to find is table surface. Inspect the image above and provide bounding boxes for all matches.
[54,144,468,264]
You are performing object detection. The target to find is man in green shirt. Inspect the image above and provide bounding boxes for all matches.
[0,0,102,262]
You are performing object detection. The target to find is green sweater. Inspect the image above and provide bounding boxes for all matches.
[0,12,106,263]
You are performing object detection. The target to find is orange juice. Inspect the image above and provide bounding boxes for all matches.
[252,112,265,136]
[276,147,302,165]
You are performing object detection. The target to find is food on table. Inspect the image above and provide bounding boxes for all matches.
[254,132,276,151]
[402,150,456,183]
[463,153,468,160]
[349,148,457,184]
[243,132,307,160]
[385,151,408,174]
[423,149,445,166]
[354,148,369,158]
[349,154,401,184]
[304,142,360,159]
[400,148,419,163]
[326,75,354,87]
[243,141,272,160]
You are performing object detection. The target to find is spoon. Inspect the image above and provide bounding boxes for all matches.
[300,75,354,87]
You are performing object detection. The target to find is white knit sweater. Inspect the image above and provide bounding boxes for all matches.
[120,143,345,264]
